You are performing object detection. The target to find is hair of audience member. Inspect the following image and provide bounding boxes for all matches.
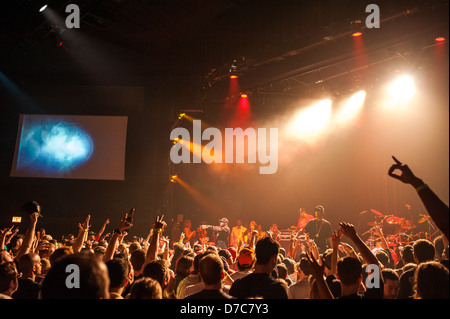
[175,255,194,277]
[0,262,18,294]
[206,245,218,253]
[282,258,295,275]
[414,261,449,299]
[143,260,170,289]
[433,236,444,259]
[170,243,186,270]
[375,250,390,269]
[129,277,162,299]
[401,245,415,264]
[106,258,130,289]
[218,249,232,262]
[198,253,224,286]
[255,237,280,265]
[18,253,40,275]
[40,253,110,299]
[413,239,435,264]
[337,256,362,286]
[298,257,311,276]
[276,263,288,280]
[130,249,146,273]
[49,247,73,266]
[128,242,141,256]
[382,268,399,282]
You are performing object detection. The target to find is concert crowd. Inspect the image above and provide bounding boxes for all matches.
[0,157,448,300]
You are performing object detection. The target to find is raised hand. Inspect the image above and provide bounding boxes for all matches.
[388,156,423,187]
[154,215,167,230]
[339,222,357,240]
[305,251,325,279]
[331,228,343,248]
[117,213,132,232]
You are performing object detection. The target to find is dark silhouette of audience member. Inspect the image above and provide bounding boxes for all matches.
[382,268,400,299]
[185,253,233,299]
[229,237,289,299]
[388,156,449,239]
[128,277,162,299]
[398,239,435,299]
[40,252,110,299]
[12,253,41,299]
[106,258,132,299]
[0,262,19,299]
[414,261,449,299]
[288,257,311,299]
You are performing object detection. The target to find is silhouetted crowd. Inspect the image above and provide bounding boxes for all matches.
[0,157,448,299]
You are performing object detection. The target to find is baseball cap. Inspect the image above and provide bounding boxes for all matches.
[237,247,255,267]
[219,218,229,224]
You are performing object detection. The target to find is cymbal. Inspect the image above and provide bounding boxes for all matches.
[370,209,384,217]
[418,216,431,223]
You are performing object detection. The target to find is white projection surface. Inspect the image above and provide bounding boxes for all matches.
[10,114,128,180]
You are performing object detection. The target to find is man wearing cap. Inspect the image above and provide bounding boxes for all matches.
[230,247,255,281]
[201,218,230,249]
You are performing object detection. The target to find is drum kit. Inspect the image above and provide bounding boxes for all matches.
[363,209,438,252]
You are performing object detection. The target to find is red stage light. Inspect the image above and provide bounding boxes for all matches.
[436,37,445,42]
[352,32,362,37]
[230,75,238,79]
[240,94,248,98]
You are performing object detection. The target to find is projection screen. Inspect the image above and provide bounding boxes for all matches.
[10,114,128,180]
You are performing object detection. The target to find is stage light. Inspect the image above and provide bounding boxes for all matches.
[352,32,362,37]
[230,75,238,79]
[178,113,186,119]
[387,75,415,102]
[240,93,248,98]
[336,90,366,124]
[289,99,332,140]
[173,137,180,144]
[436,37,445,42]
[170,175,178,183]
[39,4,48,12]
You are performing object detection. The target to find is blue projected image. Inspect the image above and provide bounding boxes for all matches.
[16,118,94,174]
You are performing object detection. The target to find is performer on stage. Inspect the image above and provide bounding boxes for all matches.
[296,208,314,232]
[200,218,231,249]
[230,219,247,249]
[303,205,333,253]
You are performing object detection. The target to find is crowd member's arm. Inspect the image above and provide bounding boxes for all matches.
[388,156,449,239]
[3,226,18,247]
[16,212,40,260]
[144,215,166,267]
[103,213,132,263]
[95,219,109,242]
[162,236,170,261]
[331,229,342,276]
[305,252,334,299]
[0,227,13,251]
[73,215,90,253]
[339,222,379,266]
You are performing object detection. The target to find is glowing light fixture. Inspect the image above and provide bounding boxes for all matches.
[436,37,445,42]
[336,90,366,124]
[352,32,362,37]
[39,4,48,12]
[289,99,332,140]
[387,75,415,102]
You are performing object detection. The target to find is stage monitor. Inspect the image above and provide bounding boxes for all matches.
[10,114,128,180]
